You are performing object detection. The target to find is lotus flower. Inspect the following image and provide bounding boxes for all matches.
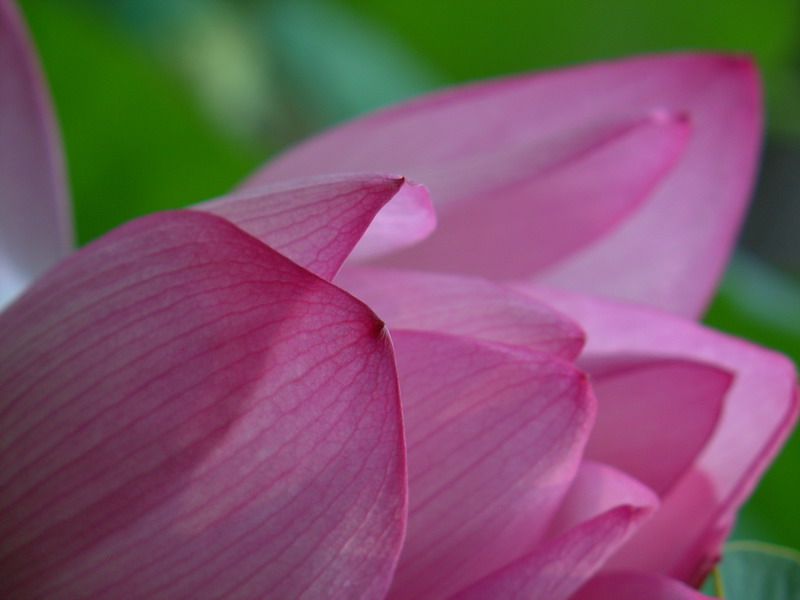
[1,1,796,598]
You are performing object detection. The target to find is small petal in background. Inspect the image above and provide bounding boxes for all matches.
[0,0,71,305]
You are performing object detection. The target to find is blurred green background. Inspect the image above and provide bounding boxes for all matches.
[17,0,800,552]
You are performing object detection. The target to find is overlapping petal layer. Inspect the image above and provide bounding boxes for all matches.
[573,571,714,600]
[523,284,799,582]
[198,174,433,280]
[337,266,584,360]
[385,330,594,599]
[0,9,793,597]
[242,54,759,317]
[451,461,658,600]
[580,355,731,496]
[0,0,71,307]
[344,112,689,281]
[0,211,406,600]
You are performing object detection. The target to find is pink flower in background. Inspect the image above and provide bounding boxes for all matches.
[0,1,797,599]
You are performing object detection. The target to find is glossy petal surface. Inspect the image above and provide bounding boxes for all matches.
[198,173,432,280]
[0,0,71,307]
[523,284,799,581]
[244,54,759,316]
[451,462,658,600]
[0,211,405,600]
[386,330,594,600]
[337,266,584,360]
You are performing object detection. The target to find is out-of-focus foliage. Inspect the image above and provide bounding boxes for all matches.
[701,542,800,599]
[340,0,800,135]
[18,0,800,558]
[18,0,260,244]
[706,255,800,550]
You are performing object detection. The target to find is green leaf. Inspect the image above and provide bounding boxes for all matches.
[706,541,800,599]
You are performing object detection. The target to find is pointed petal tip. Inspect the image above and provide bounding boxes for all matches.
[0,208,407,598]
[626,502,658,525]
[447,470,659,600]
[647,108,690,127]
[196,173,433,280]
[239,50,762,315]
[713,52,758,73]
[349,176,436,262]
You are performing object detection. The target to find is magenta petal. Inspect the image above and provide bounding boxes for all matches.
[581,355,731,496]
[198,174,433,280]
[523,284,799,582]
[451,462,658,600]
[385,330,594,600]
[0,0,71,307]
[242,54,758,316]
[572,571,715,600]
[337,266,585,360]
[0,211,405,599]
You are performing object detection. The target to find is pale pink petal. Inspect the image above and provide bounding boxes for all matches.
[0,0,71,307]
[522,284,799,582]
[532,56,760,317]
[385,330,594,600]
[347,178,436,261]
[546,461,659,540]
[581,355,731,496]
[572,571,714,600]
[197,173,432,280]
[246,102,688,282]
[336,266,584,360]
[360,112,688,281]
[242,54,759,316]
[451,462,658,600]
[0,211,405,600]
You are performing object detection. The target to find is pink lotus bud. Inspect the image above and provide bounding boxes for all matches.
[1,1,796,598]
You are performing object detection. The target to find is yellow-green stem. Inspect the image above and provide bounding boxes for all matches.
[711,565,726,599]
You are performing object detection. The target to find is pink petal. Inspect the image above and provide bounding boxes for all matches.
[572,571,715,600]
[547,461,659,539]
[580,355,731,496]
[347,178,436,262]
[522,284,799,582]
[336,266,584,360]
[533,55,760,317]
[360,112,688,281]
[385,330,594,600]
[451,462,658,600]
[0,0,71,307]
[242,53,759,317]
[0,210,405,599]
[197,173,432,280]
[246,103,689,283]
